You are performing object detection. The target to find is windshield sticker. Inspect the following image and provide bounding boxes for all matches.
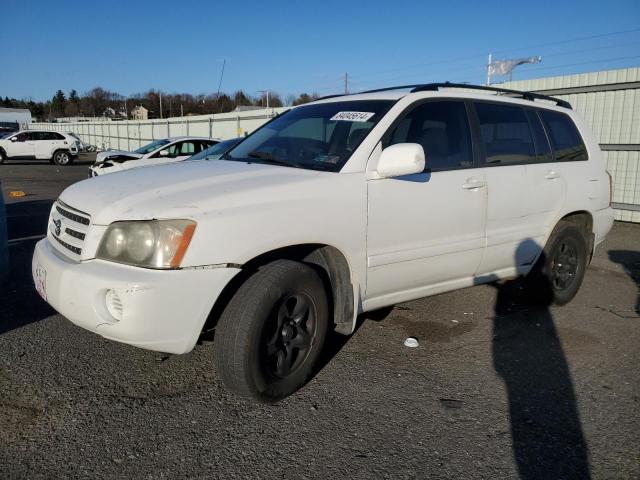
[330,111,375,122]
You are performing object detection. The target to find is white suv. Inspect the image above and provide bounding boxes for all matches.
[89,137,218,176]
[0,130,79,165]
[32,83,614,402]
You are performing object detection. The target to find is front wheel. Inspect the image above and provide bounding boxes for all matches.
[52,150,72,166]
[526,221,588,305]
[215,260,329,403]
[0,149,6,164]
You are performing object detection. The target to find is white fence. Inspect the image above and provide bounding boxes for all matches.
[30,107,288,151]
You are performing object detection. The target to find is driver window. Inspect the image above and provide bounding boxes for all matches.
[386,101,473,171]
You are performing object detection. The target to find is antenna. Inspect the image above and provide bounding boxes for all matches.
[217,59,226,98]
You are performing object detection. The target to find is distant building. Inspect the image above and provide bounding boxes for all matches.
[232,105,264,112]
[0,107,32,133]
[130,105,149,120]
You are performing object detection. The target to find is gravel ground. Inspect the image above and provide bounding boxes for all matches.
[1,159,639,479]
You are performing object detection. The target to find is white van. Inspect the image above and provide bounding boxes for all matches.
[32,83,614,402]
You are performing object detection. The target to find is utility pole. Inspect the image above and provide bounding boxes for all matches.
[258,90,270,109]
[159,92,163,119]
[181,104,184,117]
[486,53,492,86]
[344,72,348,94]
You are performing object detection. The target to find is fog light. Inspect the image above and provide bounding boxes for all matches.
[105,290,123,322]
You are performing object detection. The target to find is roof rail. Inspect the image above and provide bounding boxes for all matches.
[317,82,572,109]
[409,82,572,109]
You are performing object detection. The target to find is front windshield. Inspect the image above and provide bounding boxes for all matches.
[134,139,170,154]
[224,100,394,172]
[189,138,241,161]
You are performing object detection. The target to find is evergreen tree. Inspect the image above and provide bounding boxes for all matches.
[51,90,66,117]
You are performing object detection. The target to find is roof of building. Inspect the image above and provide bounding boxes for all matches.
[0,107,31,113]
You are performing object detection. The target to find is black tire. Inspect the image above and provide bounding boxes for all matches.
[526,221,588,305]
[0,149,6,164]
[215,259,329,403]
[52,150,72,166]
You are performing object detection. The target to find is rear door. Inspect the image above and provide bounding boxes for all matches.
[33,132,59,159]
[523,109,568,239]
[473,101,563,276]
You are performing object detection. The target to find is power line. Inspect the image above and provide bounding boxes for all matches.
[243,28,640,98]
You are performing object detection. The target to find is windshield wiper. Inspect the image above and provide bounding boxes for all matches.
[246,151,305,169]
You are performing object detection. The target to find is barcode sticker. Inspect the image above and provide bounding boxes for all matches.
[330,111,375,122]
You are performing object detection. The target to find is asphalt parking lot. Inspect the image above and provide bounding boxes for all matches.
[1,158,639,479]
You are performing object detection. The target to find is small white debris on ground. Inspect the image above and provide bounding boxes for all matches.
[404,337,419,348]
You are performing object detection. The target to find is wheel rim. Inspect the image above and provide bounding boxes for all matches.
[261,293,317,379]
[56,152,69,164]
[550,239,579,291]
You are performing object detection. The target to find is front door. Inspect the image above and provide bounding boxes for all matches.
[365,100,486,309]
[8,132,35,158]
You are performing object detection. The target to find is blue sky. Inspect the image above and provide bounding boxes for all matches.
[2,0,639,101]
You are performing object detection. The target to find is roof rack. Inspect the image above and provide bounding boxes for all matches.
[318,82,572,109]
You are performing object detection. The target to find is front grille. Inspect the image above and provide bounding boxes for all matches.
[52,233,82,255]
[48,200,91,260]
[56,204,90,225]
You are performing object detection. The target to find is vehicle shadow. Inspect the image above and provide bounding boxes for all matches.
[0,200,55,335]
[5,200,53,240]
[484,239,590,479]
[607,249,640,316]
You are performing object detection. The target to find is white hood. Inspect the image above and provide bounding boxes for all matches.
[60,160,332,225]
[95,150,143,162]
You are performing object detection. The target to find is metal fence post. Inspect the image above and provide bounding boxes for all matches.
[127,122,130,151]
[209,117,213,138]
[138,122,141,149]
[186,118,190,136]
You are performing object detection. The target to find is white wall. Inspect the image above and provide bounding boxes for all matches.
[30,107,289,151]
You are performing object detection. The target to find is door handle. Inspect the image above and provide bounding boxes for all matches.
[462,178,486,190]
[544,171,560,180]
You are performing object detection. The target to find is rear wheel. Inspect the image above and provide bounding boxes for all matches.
[526,221,588,305]
[0,149,6,164]
[52,150,71,166]
[215,260,329,403]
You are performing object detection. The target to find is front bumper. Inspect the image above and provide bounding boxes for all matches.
[32,238,240,354]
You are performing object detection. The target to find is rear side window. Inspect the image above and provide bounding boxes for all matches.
[526,110,553,163]
[386,100,473,170]
[539,110,588,162]
[475,103,536,165]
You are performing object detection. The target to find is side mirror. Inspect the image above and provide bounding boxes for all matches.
[10,137,17,142]
[158,149,169,157]
[376,143,425,178]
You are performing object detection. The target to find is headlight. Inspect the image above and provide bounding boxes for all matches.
[96,220,196,269]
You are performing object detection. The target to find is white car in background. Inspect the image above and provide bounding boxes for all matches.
[90,137,218,176]
[0,130,79,165]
